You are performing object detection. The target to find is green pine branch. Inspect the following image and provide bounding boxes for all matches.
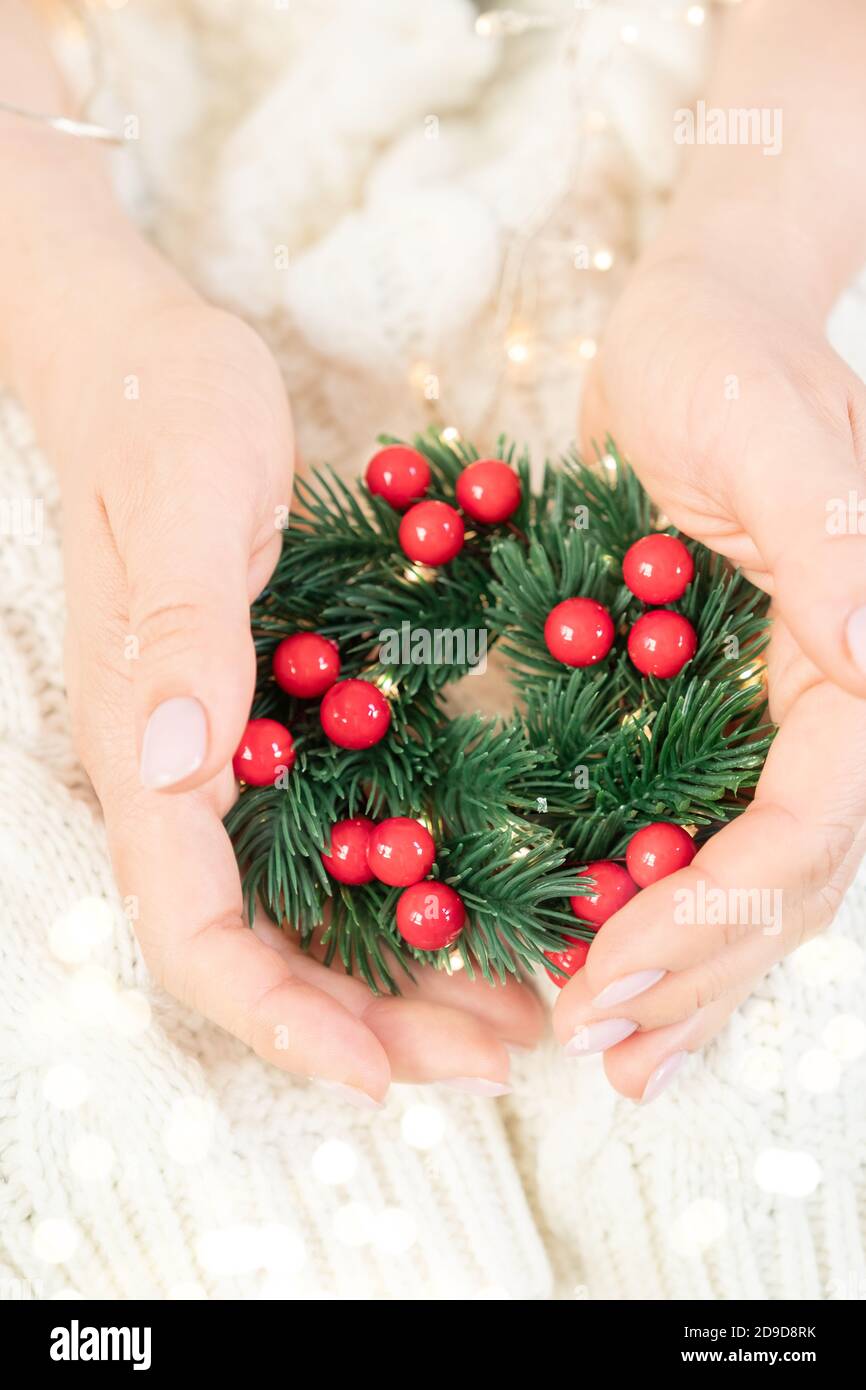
[227,428,775,992]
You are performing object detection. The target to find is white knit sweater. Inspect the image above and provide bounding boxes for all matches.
[2,0,865,1302]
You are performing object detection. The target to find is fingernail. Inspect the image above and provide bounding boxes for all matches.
[564,1018,637,1057]
[847,606,866,675]
[641,1050,687,1104]
[140,696,207,789]
[592,968,665,1009]
[441,1077,511,1097]
[318,1080,385,1110]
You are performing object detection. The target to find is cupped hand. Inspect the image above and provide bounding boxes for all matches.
[50,278,541,1106]
[554,255,866,1099]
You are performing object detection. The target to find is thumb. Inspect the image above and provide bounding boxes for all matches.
[735,406,866,697]
[120,472,275,792]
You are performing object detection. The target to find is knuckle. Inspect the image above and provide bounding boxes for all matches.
[804,817,858,895]
[692,959,730,1011]
[132,598,210,666]
[164,914,245,1015]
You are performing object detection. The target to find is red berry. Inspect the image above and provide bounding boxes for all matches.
[367,817,436,887]
[396,882,466,950]
[623,533,694,604]
[273,632,340,698]
[365,445,431,510]
[570,860,638,926]
[626,823,696,887]
[627,609,697,679]
[232,718,295,786]
[544,597,615,667]
[455,458,521,524]
[320,679,391,749]
[321,817,376,885]
[545,937,591,989]
[399,500,465,565]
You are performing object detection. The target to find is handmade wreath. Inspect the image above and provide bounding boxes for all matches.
[226,431,773,993]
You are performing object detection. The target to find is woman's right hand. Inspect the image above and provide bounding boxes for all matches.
[39,261,542,1107]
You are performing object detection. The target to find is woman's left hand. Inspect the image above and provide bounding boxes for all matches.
[553,621,866,1100]
[553,254,866,1101]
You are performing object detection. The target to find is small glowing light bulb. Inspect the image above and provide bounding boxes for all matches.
[592,248,614,271]
[686,5,706,26]
[505,328,532,364]
[578,338,598,360]
[440,426,460,444]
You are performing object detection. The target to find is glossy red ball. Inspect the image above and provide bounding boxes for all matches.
[232,718,295,786]
[319,679,391,749]
[626,822,696,887]
[545,937,591,989]
[396,882,466,950]
[455,458,522,524]
[570,860,638,926]
[544,597,615,667]
[321,817,376,885]
[623,533,694,604]
[365,445,431,510]
[273,632,341,698]
[367,817,436,887]
[398,500,465,565]
[627,609,698,679]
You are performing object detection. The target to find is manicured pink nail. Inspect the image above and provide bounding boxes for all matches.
[442,1077,511,1097]
[592,968,665,1009]
[318,1080,384,1110]
[641,1050,687,1104]
[140,696,207,789]
[564,1018,637,1057]
[847,606,866,676]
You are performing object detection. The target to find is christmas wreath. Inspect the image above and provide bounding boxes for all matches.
[226,431,773,993]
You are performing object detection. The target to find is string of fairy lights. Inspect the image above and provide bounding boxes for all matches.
[405,0,745,441]
[43,0,741,446]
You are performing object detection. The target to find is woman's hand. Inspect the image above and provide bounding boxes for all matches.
[41,264,541,1107]
[554,254,866,1100]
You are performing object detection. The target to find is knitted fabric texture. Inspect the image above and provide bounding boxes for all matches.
[1,0,865,1300]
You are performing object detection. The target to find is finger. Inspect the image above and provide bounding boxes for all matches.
[69,556,389,1106]
[601,977,755,1103]
[116,450,283,789]
[104,439,288,794]
[733,387,866,695]
[107,782,391,1104]
[553,671,866,1046]
[557,881,827,1038]
[253,919,513,1091]
[302,925,546,1050]
[392,963,546,1050]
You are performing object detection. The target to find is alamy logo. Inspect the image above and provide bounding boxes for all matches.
[0,495,43,544]
[673,882,783,936]
[378,622,487,675]
[50,1320,152,1371]
[674,100,783,156]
